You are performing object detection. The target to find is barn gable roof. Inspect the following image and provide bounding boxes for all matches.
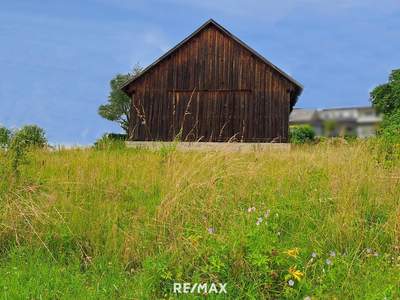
[121,19,303,99]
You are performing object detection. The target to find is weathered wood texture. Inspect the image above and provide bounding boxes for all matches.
[124,22,301,142]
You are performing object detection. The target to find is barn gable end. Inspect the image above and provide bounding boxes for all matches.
[122,19,302,142]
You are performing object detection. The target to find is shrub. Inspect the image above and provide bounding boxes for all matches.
[373,109,400,164]
[289,125,315,144]
[0,126,11,148]
[11,125,47,148]
[323,120,337,137]
[94,133,126,150]
[106,133,127,141]
[379,109,400,143]
[344,134,358,143]
[8,137,27,179]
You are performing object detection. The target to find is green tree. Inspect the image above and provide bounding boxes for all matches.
[370,69,400,115]
[0,126,11,148]
[12,125,47,148]
[370,69,400,163]
[98,64,143,134]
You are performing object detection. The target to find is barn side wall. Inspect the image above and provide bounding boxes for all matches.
[127,25,296,142]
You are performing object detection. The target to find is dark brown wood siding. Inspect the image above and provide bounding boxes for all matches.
[126,24,297,142]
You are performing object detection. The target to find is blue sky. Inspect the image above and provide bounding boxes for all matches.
[1,0,399,144]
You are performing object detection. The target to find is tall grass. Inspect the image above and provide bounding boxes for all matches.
[0,141,399,299]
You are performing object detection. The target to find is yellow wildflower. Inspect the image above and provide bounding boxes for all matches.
[285,248,300,258]
[288,266,304,281]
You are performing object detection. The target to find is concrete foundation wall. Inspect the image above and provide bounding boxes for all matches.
[126,141,291,152]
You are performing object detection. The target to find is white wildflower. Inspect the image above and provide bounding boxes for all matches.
[247,207,256,213]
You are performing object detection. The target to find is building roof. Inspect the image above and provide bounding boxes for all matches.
[289,109,318,123]
[121,19,303,103]
[320,106,374,112]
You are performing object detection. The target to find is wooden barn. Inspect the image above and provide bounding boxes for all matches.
[121,19,303,143]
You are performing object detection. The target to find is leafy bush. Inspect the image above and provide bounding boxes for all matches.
[379,109,400,143]
[289,125,315,144]
[6,125,46,179]
[11,125,47,148]
[8,137,28,178]
[106,133,127,141]
[0,126,11,148]
[94,133,126,150]
[373,109,400,165]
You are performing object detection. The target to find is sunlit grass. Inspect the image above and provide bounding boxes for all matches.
[0,141,399,299]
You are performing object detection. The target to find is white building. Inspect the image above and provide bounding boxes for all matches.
[289,106,382,138]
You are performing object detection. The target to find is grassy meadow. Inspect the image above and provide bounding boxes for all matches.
[0,141,399,299]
